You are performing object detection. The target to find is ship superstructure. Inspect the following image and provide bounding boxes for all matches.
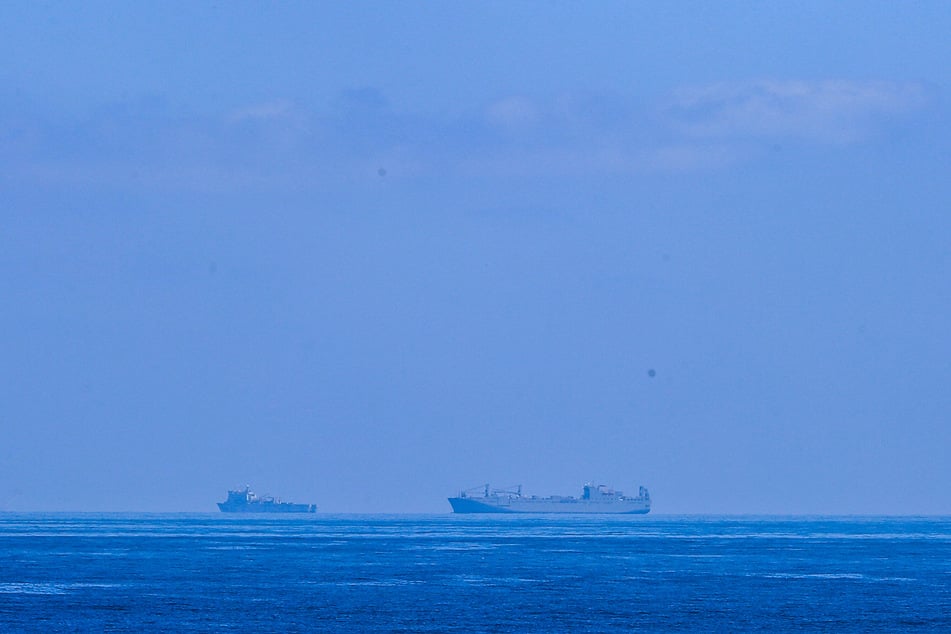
[448,483,650,514]
[217,486,317,513]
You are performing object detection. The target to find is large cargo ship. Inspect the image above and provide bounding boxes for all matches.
[449,483,650,514]
[217,486,317,513]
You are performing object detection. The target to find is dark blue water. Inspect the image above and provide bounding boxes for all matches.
[1,515,949,632]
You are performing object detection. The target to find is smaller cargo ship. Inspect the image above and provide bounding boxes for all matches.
[217,486,317,513]
[449,483,650,514]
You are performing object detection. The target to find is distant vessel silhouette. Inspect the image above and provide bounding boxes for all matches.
[449,483,650,514]
[217,486,317,513]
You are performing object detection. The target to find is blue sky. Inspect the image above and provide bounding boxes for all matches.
[1,2,950,512]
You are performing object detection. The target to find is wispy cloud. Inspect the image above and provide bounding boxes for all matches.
[665,80,928,144]
[644,143,742,172]
[1,80,933,192]
[485,96,539,129]
[227,99,299,124]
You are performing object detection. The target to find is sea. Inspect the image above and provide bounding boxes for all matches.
[0,514,949,632]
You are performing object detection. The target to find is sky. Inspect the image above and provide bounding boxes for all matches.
[1,2,950,513]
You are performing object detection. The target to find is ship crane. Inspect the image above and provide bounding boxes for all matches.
[458,484,491,498]
[457,484,523,498]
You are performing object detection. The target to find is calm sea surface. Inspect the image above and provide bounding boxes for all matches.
[0,514,949,632]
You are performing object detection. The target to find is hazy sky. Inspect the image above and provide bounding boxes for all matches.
[2,2,950,513]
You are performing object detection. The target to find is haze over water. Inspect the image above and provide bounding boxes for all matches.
[2,4,950,515]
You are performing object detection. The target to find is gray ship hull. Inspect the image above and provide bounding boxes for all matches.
[448,497,649,514]
[449,483,651,514]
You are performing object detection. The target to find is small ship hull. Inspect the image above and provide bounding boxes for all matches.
[217,502,317,513]
[217,486,317,513]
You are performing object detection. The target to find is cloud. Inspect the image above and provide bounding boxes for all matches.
[1,80,935,193]
[644,144,741,172]
[665,80,928,144]
[227,100,298,124]
[485,96,538,128]
[333,87,389,114]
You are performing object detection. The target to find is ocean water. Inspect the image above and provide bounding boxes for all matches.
[0,515,949,632]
